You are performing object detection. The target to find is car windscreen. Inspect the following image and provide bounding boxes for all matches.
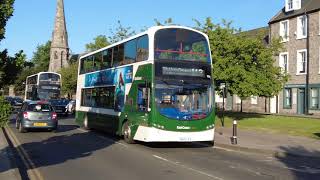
[27,104,53,112]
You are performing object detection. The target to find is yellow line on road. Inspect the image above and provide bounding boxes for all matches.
[5,127,44,180]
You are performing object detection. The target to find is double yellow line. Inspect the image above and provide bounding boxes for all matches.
[4,127,44,180]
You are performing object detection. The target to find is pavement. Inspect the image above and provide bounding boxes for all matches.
[0,128,20,180]
[214,126,320,158]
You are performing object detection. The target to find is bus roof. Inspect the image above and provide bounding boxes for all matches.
[26,72,61,79]
[80,25,209,60]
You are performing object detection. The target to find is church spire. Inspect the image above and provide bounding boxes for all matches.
[49,0,69,72]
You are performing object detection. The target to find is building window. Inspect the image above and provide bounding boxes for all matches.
[287,0,293,11]
[297,15,307,39]
[54,51,58,59]
[286,0,301,12]
[251,96,258,105]
[280,20,289,42]
[297,50,307,74]
[310,88,319,109]
[284,88,292,109]
[279,52,289,73]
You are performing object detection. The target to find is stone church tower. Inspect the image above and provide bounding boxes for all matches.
[48,0,69,72]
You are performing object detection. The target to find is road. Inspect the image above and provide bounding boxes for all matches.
[3,115,320,180]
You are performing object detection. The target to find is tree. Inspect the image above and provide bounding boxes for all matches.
[108,20,136,44]
[59,62,78,98]
[154,18,176,26]
[0,0,14,42]
[31,41,51,71]
[194,18,287,104]
[0,96,12,127]
[0,49,28,88]
[85,35,110,52]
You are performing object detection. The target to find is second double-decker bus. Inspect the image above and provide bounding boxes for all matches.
[25,72,61,101]
[76,26,215,144]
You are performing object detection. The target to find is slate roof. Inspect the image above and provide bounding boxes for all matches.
[269,0,320,24]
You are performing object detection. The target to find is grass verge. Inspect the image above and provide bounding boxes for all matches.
[215,112,320,139]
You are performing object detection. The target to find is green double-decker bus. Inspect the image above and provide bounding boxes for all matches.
[76,26,215,144]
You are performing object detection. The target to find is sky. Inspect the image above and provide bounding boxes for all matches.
[0,0,284,59]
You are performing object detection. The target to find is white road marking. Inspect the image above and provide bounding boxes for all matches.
[153,155,224,180]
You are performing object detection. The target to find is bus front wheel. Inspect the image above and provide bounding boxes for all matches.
[122,121,135,144]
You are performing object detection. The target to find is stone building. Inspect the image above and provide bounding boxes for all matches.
[48,0,69,73]
[269,0,320,115]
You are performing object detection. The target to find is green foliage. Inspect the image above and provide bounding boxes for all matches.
[194,17,287,99]
[59,62,78,96]
[0,96,12,127]
[0,0,14,42]
[154,18,176,26]
[31,41,51,71]
[0,49,28,87]
[108,20,136,44]
[85,35,110,52]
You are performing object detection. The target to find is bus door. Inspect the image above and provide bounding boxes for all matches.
[127,81,151,127]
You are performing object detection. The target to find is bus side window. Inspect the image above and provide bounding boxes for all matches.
[102,49,112,69]
[113,44,124,67]
[137,35,149,62]
[124,39,137,65]
[94,52,103,71]
[84,56,94,73]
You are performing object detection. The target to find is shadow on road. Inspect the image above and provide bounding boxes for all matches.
[0,128,117,178]
[276,146,320,180]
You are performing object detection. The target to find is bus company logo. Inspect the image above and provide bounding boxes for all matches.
[177,126,191,130]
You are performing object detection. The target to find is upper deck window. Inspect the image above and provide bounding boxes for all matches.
[39,73,60,84]
[154,28,210,63]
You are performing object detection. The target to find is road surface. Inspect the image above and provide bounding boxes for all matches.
[3,115,320,180]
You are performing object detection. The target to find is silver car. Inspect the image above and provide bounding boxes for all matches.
[15,101,58,133]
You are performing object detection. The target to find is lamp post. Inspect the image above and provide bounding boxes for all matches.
[305,9,310,115]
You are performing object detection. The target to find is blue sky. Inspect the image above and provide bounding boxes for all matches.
[0,0,284,59]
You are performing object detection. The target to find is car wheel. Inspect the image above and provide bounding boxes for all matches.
[122,121,135,144]
[18,122,26,133]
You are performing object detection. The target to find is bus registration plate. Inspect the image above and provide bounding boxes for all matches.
[179,137,192,141]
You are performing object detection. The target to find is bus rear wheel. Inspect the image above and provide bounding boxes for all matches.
[122,121,135,144]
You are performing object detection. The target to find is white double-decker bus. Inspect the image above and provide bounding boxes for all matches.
[25,72,61,101]
[76,26,215,144]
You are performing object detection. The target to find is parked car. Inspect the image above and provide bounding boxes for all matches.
[15,101,58,133]
[49,99,69,116]
[66,100,76,114]
[12,97,23,107]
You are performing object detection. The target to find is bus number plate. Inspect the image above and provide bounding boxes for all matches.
[179,137,191,141]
